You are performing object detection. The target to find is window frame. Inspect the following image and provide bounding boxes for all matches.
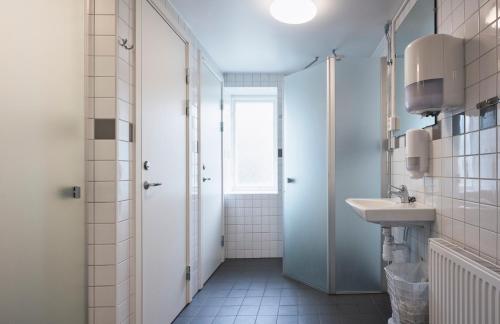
[228,94,278,194]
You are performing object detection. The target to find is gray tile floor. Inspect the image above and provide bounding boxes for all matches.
[175,259,391,324]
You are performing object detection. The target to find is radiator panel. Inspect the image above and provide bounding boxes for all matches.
[429,239,500,324]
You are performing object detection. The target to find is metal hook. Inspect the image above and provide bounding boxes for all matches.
[118,37,134,50]
[332,49,344,61]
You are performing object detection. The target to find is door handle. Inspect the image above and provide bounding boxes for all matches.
[144,181,162,190]
[202,177,212,182]
[287,178,296,183]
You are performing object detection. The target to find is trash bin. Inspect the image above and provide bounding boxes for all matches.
[385,262,429,324]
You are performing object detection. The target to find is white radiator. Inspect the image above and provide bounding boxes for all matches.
[429,238,500,324]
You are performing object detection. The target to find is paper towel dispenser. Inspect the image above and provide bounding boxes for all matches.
[404,34,464,115]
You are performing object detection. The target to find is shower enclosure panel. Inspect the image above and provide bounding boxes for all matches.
[283,57,382,293]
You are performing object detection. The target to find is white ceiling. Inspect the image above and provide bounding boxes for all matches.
[169,0,402,73]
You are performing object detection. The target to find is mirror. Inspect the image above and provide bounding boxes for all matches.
[394,0,436,137]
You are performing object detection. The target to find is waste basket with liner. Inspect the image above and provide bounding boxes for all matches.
[385,262,429,324]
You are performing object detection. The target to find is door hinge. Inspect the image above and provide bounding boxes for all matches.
[220,99,224,110]
[221,235,225,247]
[186,266,191,281]
[185,68,190,85]
[195,140,199,154]
[220,122,224,132]
[185,100,190,116]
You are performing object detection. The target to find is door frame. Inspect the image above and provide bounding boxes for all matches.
[197,55,224,290]
[135,0,191,322]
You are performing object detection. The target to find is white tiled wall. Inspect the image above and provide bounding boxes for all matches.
[87,0,135,323]
[224,73,285,88]
[223,73,284,259]
[224,194,283,258]
[391,0,500,266]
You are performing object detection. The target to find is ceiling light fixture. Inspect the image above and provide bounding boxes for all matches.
[270,0,317,25]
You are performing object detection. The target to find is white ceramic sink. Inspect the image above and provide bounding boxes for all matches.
[345,198,435,226]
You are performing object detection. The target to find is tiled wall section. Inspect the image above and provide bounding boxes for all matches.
[86,0,136,323]
[391,0,500,266]
[224,194,283,258]
[223,73,284,259]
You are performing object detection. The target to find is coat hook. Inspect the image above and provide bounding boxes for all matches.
[118,37,134,50]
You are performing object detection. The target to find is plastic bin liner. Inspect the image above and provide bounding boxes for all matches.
[385,262,429,324]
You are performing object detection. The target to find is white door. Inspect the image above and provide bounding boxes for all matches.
[0,1,86,323]
[199,62,224,285]
[141,1,188,323]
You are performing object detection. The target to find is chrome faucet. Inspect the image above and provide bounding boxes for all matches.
[388,185,415,203]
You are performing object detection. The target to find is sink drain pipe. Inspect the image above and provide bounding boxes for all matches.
[382,227,394,261]
[382,226,409,263]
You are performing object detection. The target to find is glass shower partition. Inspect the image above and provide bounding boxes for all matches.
[333,57,382,292]
[283,60,330,292]
[283,57,382,293]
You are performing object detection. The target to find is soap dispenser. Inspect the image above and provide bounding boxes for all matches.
[405,129,430,179]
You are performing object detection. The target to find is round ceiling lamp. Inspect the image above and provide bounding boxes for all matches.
[270,0,317,25]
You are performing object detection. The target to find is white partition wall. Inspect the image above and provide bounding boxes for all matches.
[283,57,382,293]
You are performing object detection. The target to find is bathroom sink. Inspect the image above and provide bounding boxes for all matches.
[345,198,435,226]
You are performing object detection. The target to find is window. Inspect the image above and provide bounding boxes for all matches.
[225,93,278,193]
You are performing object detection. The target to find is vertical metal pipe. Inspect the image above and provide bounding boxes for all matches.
[390,22,396,121]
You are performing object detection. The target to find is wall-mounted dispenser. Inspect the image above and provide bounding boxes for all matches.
[404,34,464,115]
[405,129,430,179]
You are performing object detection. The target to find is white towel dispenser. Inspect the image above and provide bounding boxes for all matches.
[404,34,464,115]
